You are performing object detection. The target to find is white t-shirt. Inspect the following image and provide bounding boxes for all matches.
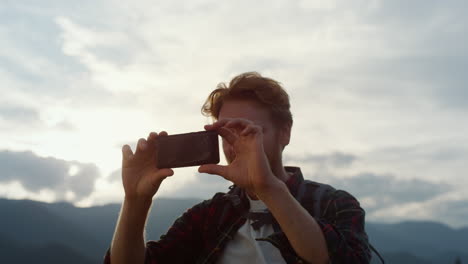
[217,197,287,264]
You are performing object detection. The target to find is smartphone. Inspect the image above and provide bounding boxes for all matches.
[155,130,220,168]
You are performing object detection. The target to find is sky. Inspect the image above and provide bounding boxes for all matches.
[1,0,467,227]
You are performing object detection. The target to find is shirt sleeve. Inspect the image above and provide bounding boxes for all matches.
[316,190,372,264]
[103,198,213,264]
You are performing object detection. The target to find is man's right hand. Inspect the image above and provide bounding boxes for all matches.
[121,131,174,202]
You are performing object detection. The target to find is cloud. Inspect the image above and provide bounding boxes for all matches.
[161,172,232,199]
[433,199,468,228]
[2,0,467,110]
[359,0,468,109]
[285,150,466,226]
[54,120,77,131]
[104,168,232,200]
[0,150,100,202]
[285,152,357,168]
[328,172,452,209]
[264,0,468,111]
[107,169,121,183]
[286,151,454,212]
[364,0,465,23]
[0,104,41,125]
[352,55,468,109]
[0,4,139,111]
[0,102,79,134]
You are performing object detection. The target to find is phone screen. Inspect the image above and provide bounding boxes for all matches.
[155,130,219,168]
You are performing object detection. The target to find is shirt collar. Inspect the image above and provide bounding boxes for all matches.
[226,166,304,210]
[284,166,304,197]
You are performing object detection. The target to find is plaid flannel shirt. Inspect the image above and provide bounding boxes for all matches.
[104,166,371,264]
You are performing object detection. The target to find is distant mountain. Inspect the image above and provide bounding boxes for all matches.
[0,199,103,260]
[367,221,468,261]
[367,221,468,256]
[44,197,201,246]
[0,198,467,264]
[370,251,433,264]
[0,197,201,263]
[0,232,94,264]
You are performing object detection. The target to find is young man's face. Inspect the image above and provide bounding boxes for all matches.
[217,99,290,168]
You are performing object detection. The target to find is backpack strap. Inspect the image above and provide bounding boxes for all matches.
[370,244,385,264]
[218,185,246,228]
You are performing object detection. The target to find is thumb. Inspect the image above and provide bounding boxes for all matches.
[149,168,174,184]
[198,164,228,178]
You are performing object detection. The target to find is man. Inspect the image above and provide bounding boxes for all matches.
[105,72,371,263]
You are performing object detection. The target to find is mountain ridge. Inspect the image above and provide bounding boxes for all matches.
[0,198,466,264]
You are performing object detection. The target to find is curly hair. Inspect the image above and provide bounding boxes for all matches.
[201,72,293,129]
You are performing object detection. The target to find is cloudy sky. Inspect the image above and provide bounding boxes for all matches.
[1,0,467,227]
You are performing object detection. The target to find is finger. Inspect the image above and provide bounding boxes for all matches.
[205,119,232,130]
[198,164,228,178]
[152,168,174,180]
[218,127,237,145]
[147,132,158,141]
[153,132,167,168]
[225,118,253,129]
[122,144,134,162]
[147,132,159,154]
[241,124,262,136]
[136,138,148,153]
[150,169,174,186]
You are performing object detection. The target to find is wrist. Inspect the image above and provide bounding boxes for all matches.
[124,195,153,211]
[256,177,287,201]
[119,196,153,233]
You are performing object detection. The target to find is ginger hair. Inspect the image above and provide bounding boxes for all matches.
[201,72,293,129]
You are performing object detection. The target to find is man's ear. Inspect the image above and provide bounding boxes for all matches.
[279,123,292,149]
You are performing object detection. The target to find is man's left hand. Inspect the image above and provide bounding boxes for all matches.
[198,118,281,197]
